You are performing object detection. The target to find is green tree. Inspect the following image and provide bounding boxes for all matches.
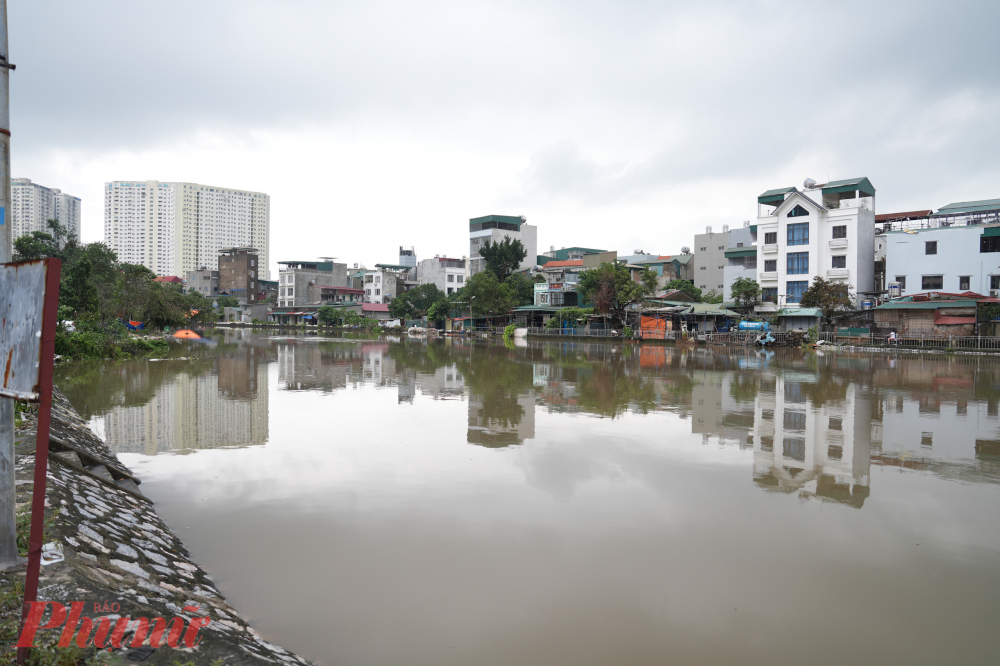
[577,262,657,326]
[702,288,724,304]
[427,298,454,323]
[318,305,342,326]
[61,256,99,316]
[730,277,761,307]
[799,277,856,325]
[216,295,239,309]
[504,273,535,306]
[388,283,447,320]
[12,219,77,261]
[479,237,527,283]
[460,271,516,323]
[665,279,702,301]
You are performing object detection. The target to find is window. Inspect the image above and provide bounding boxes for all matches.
[762,287,778,302]
[787,252,809,274]
[447,274,454,282]
[959,276,970,291]
[921,275,943,290]
[287,288,293,297]
[375,288,381,295]
[718,284,723,288]
[718,265,725,270]
[718,246,724,250]
[832,225,847,239]
[787,222,809,246]
[783,410,806,430]
[832,256,846,269]
[457,275,463,283]
[895,276,906,290]
[700,247,706,252]
[700,266,706,270]
[787,204,810,218]
[447,287,453,294]
[736,242,744,247]
[925,241,937,255]
[787,281,808,303]
[764,232,777,245]
[764,260,776,272]
[980,236,1000,253]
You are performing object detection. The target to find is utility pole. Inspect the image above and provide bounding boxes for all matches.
[0,0,17,569]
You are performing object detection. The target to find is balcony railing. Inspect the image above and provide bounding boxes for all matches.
[759,271,778,281]
[827,269,850,278]
[762,244,778,254]
[829,238,848,249]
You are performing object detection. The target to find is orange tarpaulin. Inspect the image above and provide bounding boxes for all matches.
[172,329,201,339]
[641,315,668,339]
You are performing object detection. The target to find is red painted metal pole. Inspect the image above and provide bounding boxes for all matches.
[17,258,60,663]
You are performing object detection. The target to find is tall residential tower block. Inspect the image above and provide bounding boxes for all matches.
[12,178,81,242]
[104,180,270,278]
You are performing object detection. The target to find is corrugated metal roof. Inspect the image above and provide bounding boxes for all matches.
[931,197,1000,217]
[822,177,875,197]
[875,300,979,310]
[934,311,976,325]
[469,214,524,226]
[875,210,932,222]
[758,187,796,205]
[543,259,584,268]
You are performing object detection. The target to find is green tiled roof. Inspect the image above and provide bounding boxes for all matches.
[931,197,1000,217]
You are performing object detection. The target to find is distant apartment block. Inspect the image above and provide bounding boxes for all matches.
[722,226,758,300]
[103,180,270,279]
[418,256,466,295]
[468,215,537,277]
[694,226,737,293]
[755,177,876,310]
[11,178,81,242]
[218,247,261,303]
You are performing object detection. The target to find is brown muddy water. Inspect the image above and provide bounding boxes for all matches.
[55,330,1000,666]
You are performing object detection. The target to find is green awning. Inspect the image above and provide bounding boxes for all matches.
[758,187,796,205]
[724,248,757,258]
[822,177,875,198]
[983,227,1000,237]
[749,225,757,234]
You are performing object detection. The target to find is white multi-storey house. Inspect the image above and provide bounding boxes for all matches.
[104,180,270,278]
[755,177,875,311]
[11,178,81,242]
[468,214,537,277]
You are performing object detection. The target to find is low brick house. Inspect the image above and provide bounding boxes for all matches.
[873,292,986,336]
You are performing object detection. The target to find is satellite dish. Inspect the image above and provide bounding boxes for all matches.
[804,178,817,189]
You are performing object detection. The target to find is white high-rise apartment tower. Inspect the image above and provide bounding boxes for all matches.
[104,180,270,278]
[11,178,81,241]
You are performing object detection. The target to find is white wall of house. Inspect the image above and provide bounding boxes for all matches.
[884,225,996,295]
[756,190,874,309]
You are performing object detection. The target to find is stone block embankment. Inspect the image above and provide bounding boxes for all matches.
[7,387,311,664]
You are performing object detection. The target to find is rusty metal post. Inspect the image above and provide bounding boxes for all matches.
[0,0,15,571]
[16,259,60,662]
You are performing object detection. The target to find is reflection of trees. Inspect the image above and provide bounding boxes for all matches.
[576,362,658,418]
[54,352,216,419]
[728,373,758,403]
[461,347,534,447]
[386,339,459,375]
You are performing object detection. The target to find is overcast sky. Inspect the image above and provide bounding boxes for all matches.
[11,0,1000,277]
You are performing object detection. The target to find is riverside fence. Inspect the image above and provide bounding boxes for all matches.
[818,332,1000,350]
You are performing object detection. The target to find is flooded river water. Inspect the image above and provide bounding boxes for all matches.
[55,330,1000,665]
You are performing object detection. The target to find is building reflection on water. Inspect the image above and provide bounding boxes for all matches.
[61,334,1000,503]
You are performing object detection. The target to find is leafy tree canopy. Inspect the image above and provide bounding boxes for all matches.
[388,283,447,320]
[479,237,527,283]
[799,277,855,324]
[730,277,761,307]
[665,279,702,302]
[216,295,240,309]
[577,262,657,326]
[702,288,724,304]
[504,273,535,307]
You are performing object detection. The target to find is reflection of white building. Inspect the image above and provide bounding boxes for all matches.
[103,362,269,455]
[752,372,871,507]
[415,364,466,399]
